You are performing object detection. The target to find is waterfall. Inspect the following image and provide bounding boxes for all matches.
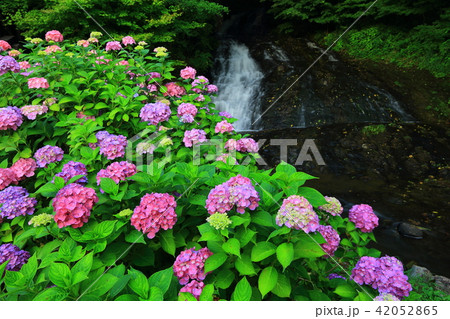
[213,41,264,131]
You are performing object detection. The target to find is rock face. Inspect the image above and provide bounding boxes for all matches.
[409,265,433,282]
[434,276,450,295]
[398,222,424,239]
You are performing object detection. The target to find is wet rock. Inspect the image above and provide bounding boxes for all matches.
[433,275,450,295]
[397,222,424,239]
[409,265,433,281]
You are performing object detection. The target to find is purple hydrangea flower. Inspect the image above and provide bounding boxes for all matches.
[318,225,340,257]
[0,186,36,220]
[0,106,23,131]
[34,145,64,167]
[276,195,320,233]
[140,102,172,126]
[374,293,400,301]
[177,103,198,123]
[0,56,20,76]
[349,204,379,232]
[219,111,233,118]
[0,243,30,271]
[55,161,88,184]
[328,273,346,280]
[95,131,128,160]
[183,129,206,147]
[20,104,48,120]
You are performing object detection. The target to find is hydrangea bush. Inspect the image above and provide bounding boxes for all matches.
[0,33,412,301]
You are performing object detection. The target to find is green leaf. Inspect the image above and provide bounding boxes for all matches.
[36,182,60,197]
[272,273,291,298]
[222,238,241,257]
[199,284,214,301]
[297,187,327,207]
[251,242,276,262]
[71,252,93,285]
[109,274,131,298]
[160,229,176,256]
[258,266,278,298]
[49,263,72,288]
[19,254,38,282]
[94,220,117,238]
[128,269,149,299]
[148,267,173,295]
[234,254,256,276]
[100,177,119,195]
[149,286,164,301]
[293,234,325,259]
[251,210,274,227]
[276,243,294,270]
[334,284,357,299]
[178,292,198,301]
[33,287,69,301]
[85,273,119,297]
[214,269,234,289]
[125,230,146,244]
[231,277,252,301]
[204,252,227,273]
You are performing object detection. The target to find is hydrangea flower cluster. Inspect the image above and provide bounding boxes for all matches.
[122,36,135,46]
[0,56,20,75]
[28,213,54,227]
[206,84,218,93]
[374,293,400,301]
[45,30,63,42]
[19,61,31,70]
[55,161,88,184]
[191,76,209,93]
[180,66,196,79]
[53,184,98,228]
[28,77,49,89]
[44,45,62,54]
[154,47,168,57]
[173,247,213,285]
[0,186,37,219]
[317,225,340,257]
[206,174,260,214]
[163,82,186,97]
[0,168,18,190]
[0,243,30,271]
[105,41,122,51]
[275,195,320,233]
[95,131,128,160]
[77,40,89,47]
[96,161,136,188]
[207,213,232,230]
[8,49,20,57]
[219,111,233,118]
[351,256,412,299]
[10,158,37,181]
[215,120,234,133]
[349,204,379,233]
[34,145,64,167]
[131,193,177,239]
[136,142,156,155]
[177,103,198,123]
[140,102,172,126]
[328,273,346,280]
[20,104,49,120]
[0,106,23,130]
[236,138,259,153]
[0,40,12,51]
[318,196,343,216]
[179,280,204,300]
[183,129,207,147]
[216,153,237,165]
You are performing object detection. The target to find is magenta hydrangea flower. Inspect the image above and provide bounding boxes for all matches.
[163,82,186,97]
[177,103,198,123]
[140,102,172,126]
[53,184,98,228]
[180,280,205,300]
[349,204,379,233]
[122,36,136,46]
[105,41,122,51]
[20,104,48,120]
[0,186,37,220]
[276,195,320,233]
[0,243,30,271]
[215,120,234,133]
[131,193,177,239]
[147,72,161,79]
[206,174,260,214]
[183,129,207,147]
[206,84,218,93]
[236,138,259,153]
[34,145,64,167]
[28,77,49,89]
[180,66,196,79]
[45,30,63,42]
[19,61,31,70]
[0,56,20,75]
[0,106,23,130]
[317,225,340,257]
[96,161,136,190]
[173,247,213,285]
[191,76,209,93]
[10,158,36,181]
[0,40,12,51]
[95,131,128,160]
[374,293,400,301]
[0,169,18,191]
[55,161,88,184]
[318,196,343,216]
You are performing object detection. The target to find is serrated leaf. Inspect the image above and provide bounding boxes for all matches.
[160,229,176,256]
[334,284,357,299]
[271,273,291,298]
[231,277,252,301]
[276,243,294,270]
[234,254,256,276]
[258,267,278,298]
[199,284,214,301]
[222,238,240,257]
[49,263,72,288]
[33,287,69,301]
[251,242,276,262]
[148,267,173,295]
[204,252,227,273]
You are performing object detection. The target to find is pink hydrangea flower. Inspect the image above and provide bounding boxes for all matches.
[28,77,49,89]
[10,158,36,181]
[191,76,209,93]
[55,161,88,184]
[116,60,129,66]
[77,40,89,47]
[318,196,343,216]
[215,120,234,133]
[216,153,237,165]
[44,45,62,54]
[173,247,213,285]
[140,102,172,126]
[45,30,64,42]
[53,184,98,228]
[177,103,198,123]
[163,82,186,97]
[183,129,207,147]
[147,84,158,92]
[180,280,205,300]
[95,131,128,160]
[131,193,177,239]
[206,174,260,214]
[318,225,340,257]
[236,138,259,153]
[0,40,12,51]
[19,61,31,70]
[206,84,218,93]
[105,41,122,51]
[195,94,205,102]
[20,104,48,120]
[180,66,196,79]
[0,168,18,191]
[349,204,379,233]
[96,161,136,190]
[76,112,96,121]
[122,36,136,46]
[34,145,64,167]
[224,139,237,151]
[276,195,320,233]
[8,50,20,57]
[0,106,23,131]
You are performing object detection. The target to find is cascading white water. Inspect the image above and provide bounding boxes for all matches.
[213,41,264,131]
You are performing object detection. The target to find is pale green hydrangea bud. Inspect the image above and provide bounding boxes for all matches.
[135,45,144,51]
[207,213,232,230]
[31,38,43,44]
[65,52,74,57]
[138,41,147,46]
[118,209,133,217]
[90,31,103,38]
[37,50,46,56]
[28,213,54,227]
[160,137,173,147]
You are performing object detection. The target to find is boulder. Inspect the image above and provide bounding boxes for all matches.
[433,275,450,295]
[409,265,433,282]
[398,222,423,239]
